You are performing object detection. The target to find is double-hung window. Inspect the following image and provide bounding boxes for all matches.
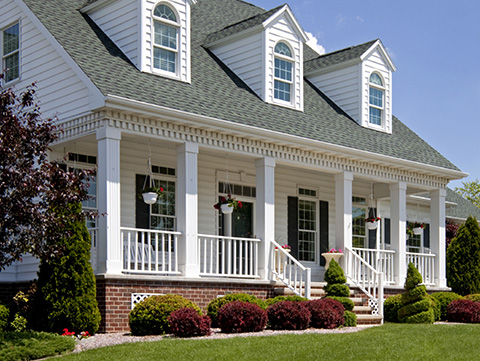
[352,197,367,248]
[153,4,178,74]
[369,73,384,126]
[2,23,19,83]
[151,177,176,231]
[298,188,318,262]
[274,42,293,102]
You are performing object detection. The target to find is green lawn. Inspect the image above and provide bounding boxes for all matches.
[55,324,480,361]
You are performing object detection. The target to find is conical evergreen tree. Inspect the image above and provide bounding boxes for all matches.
[31,203,101,334]
[324,259,350,297]
[446,216,480,295]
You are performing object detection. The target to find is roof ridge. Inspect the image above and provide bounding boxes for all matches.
[307,39,378,62]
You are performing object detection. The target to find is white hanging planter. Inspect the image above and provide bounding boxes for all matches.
[221,203,234,214]
[413,227,423,235]
[142,192,158,205]
[366,221,378,230]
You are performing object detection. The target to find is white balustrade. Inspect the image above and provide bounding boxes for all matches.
[406,252,435,285]
[88,227,98,273]
[121,227,181,274]
[198,234,260,278]
[270,240,311,299]
[352,248,395,285]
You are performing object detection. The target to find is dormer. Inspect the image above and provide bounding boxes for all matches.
[305,39,396,133]
[82,0,195,83]
[204,5,308,111]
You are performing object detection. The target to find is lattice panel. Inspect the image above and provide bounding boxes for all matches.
[368,299,379,315]
[131,293,164,309]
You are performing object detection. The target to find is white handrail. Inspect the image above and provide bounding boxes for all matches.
[270,240,311,299]
[121,227,181,274]
[352,247,395,285]
[406,252,435,285]
[198,234,261,278]
[345,247,384,317]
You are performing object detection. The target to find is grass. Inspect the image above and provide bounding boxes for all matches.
[53,323,480,361]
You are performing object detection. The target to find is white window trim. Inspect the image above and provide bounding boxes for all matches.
[151,173,177,231]
[368,72,385,128]
[273,41,294,106]
[1,21,21,85]
[297,185,319,264]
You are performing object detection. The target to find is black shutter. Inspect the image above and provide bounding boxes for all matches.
[136,174,150,229]
[384,218,391,245]
[287,197,299,259]
[368,208,377,249]
[319,201,329,266]
[424,223,430,248]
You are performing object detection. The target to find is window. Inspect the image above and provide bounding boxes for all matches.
[352,197,367,248]
[274,42,293,102]
[151,178,176,231]
[2,23,19,83]
[153,4,178,74]
[369,73,384,126]
[298,199,316,262]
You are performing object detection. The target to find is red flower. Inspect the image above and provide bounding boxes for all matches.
[238,201,242,208]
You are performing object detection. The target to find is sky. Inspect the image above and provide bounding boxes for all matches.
[257,0,480,190]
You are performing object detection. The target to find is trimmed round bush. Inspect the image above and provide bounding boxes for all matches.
[403,309,436,324]
[430,292,463,321]
[307,298,345,329]
[324,259,347,284]
[398,298,432,320]
[464,294,480,302]
[427,295,441,321]
[326,296,354,311]
[447,299,480,323]
[267,301,311,330]
[207,293,266,327]
[0,303,9,332]
[323,284,350,297]
[129,294,201,336]
[168,308,211,338]
[343,310,357,327]
[217,301,267,333]
[384,294,402,323]
[265,295,307,307]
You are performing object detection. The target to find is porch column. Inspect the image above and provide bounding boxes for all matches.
[390,182,407,285]
[430,188,447,287]
[96,127,122,274]
[176,142,199,278]
[335,171,353,263]
[255,157,275,280]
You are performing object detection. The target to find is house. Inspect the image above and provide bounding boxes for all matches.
[1,0,476,332]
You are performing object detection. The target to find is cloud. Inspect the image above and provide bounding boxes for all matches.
[305,32,326,55]
[356,15,365,23]
[336,14,346,28]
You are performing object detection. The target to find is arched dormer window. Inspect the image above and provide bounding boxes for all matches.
[369,73,384,126]
[274,42,293,102]
[153,4,179,74]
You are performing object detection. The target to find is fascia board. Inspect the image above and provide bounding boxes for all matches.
[14,0,105,106]
[262,5,309,43]
[360,40,397,72]
[102,94,467,181]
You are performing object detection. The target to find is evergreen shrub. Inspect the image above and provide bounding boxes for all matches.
[0,303,9,332]
[265,295,307,307]
[207,293,266,327]
[446,299,480,323]
[384,294,403,323]
[343,310,357,327]
[430,292,464,321]
[267,301,310,330]
[324,260,350,297]
[168,308,211,338]
[307,298,345,329]
[217,301,267,333]
[464,294,480,302]
[129,294,201,336]
[326,296,354,311]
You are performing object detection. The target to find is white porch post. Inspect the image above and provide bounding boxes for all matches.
[430,188,447,287]
[96,127,122,274]
[176,142,199,278]
[390,182,407,285]
[255,157,275,280]
[335,171,353,271]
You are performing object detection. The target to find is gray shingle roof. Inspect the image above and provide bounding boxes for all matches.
[22,0,461,172]
[446,188,480,220]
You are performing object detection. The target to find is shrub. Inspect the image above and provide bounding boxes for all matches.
[265,295,307,307]
[217,301,267,333]
[384,294,403,323]
[427,294,441,321]
[207,293,266,327]
[446,216,480,295]
[464,294,480,302]
[168,308,211,338]
[343,310,357,327]
[326,296,354,311]
[30,203,101,335]
[0,303,9,332]
[324,260,350,298]
[267,301,310,330]
[307,298,344,329]
[430,292,464,321]
[129,294,201,336]
[324,284,350,297]
[447,299,480,323]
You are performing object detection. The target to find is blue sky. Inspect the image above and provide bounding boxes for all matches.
[258,0,480,190]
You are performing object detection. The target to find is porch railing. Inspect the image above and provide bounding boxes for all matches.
[352,248,395,285]
[88,227,98,273]
[198,234,261,278]
[270,240,311,299]
[345,247,384,317]
[121,227,181,274]
[406,252,435,286]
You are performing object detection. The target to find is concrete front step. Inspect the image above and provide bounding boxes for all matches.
[356,314,383,325]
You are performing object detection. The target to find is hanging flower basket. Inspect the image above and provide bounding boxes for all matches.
[221,203,234,214]
[413,227,424,235]
[214,194,242,214]
[407,222,425,237]
[365,217,381,230]
[140,186,164,205]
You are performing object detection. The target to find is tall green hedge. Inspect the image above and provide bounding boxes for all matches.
[31,203,101,334]
[446,216,480,295]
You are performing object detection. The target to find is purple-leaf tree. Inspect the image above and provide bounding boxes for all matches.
[0,78,94,269]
